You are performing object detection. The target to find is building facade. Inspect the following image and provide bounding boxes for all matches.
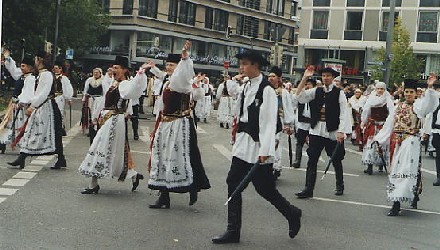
[84,0,300,79]
[297,0,440,84]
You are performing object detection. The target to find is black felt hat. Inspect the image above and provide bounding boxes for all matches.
[236,50,270,67]
[21,54,34,66]
[269,66,282,77]
[35,50,47,59]
[404,79,418,90]
[319,67,340,77]
[114,55,130,69]
[166,54,181,64]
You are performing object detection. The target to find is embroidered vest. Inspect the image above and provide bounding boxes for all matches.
[393,102,420,135]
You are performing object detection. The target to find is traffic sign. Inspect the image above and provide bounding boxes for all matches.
[66,49,74,60]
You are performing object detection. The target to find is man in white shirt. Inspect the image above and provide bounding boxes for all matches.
[295,66,350,198]
[212,50,301,244]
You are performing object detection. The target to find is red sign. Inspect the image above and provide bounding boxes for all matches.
[223,60,230,69]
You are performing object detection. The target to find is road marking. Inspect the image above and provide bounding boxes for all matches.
[345,147,362,156]
[312,197,440,216]
[213,144,232,160]
[3,179,30,187]
[23,165,43,172]
[281,166,360,177]
[0,198,6,204]
[12,172,37,179]
[196,127,207,134]
[0,188,18,196]
[282,147,325,163]
[28,160,50,166]
[421,168,436,176]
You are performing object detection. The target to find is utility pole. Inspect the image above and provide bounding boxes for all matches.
[383,0,395,85]
[53,0,61,63]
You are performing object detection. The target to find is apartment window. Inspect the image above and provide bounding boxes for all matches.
[99,0,110,13]
[347,0,364,7]
[288,27,296,45]
[345,11,363,40]
[379,11,399,41]
[313,0,330,6]
[239,0,261,10]
[213,10,229,31]
[382,0,402,7]
[266,0,285,16]
[205,7,214,29]
[291,1,298,17]
[139,0,158,18]
[122,0,133,14]
[311,11,329,39]
[178,1,197,26]
[264,22,282,42]
[237,15,259,37]
[169,0,178,22]
[420,0,440,7]
[417,11,438,43]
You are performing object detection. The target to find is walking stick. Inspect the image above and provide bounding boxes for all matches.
[321,142,342,180]
[10,107,21,140]
[69,101,72,129]
[288,134,293,167]
[224,162,260,206]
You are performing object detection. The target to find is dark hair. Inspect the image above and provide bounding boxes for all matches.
[306,78,317,87]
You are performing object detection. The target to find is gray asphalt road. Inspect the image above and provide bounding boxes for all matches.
[0,99,439,250]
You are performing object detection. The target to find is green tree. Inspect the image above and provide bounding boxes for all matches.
[1,0,110,59]
[372,17,422,87]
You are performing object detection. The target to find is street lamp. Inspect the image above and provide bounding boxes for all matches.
[53,0,61,62]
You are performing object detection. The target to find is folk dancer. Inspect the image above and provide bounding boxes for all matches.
[194,74,213,123]
[291,78,316,168]
[348,88,366,149]
[148,41,210,209]
[374,78,438,216]
[0,53,35,153]
[212,50,301,244]
[78,56,146,194]
[7,51,66,169]
[216,76,234,129]
[53,61,74,136]
[268,66,295,179]
[360,81,394,175]
[424,81,440,186]
[295,66,351,198]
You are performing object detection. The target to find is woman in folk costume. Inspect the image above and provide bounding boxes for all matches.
[0,53,35,154]
[348,88,366,149]
[194,74,213,123]
[360,81,394,175]
[216,75,234,129]
[374,77,439,216]
[148,41,211,209]
[53,61,74,136]
[78,56,146,194]
[7,51,66,169]
[81,68,112,143]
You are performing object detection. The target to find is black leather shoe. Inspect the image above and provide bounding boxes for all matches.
[273,170,281,180]
[81,185,100,194]
[212,230,240,244]
[0,143,6,154]
[149,193,170,209]
[51,157,67,169]
[387,202,400,216]
[132,174,144,192]
[292,161,300,168]
[225,123,229,129]
[288,206,302,239]
[220,123,224,128]
[7,155,25,169]
[335,186,344,196]
[295,189,313,199]
[410,196,419,209]
[433,178,440,186]
[364,165,373,175]
[133,131,139,140]
[189,190,198,206]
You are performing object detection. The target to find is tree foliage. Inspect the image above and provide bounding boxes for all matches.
[2,0,110,59]
[372,17,422,86]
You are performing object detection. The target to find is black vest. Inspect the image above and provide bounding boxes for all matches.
[297,103,311,123]
[310,87,341,132]
[87,84,103,96]
[237,77,282,142]
[432,99,440,129]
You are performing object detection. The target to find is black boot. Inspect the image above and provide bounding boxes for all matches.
[131,173,144,192]
[292,144,302,168]
[434,156,440,186]
[411,195,419,209]
[273,169,281,180]
[133,130,139,140]
[296,167,316,198]
[149,191,170,209]
[364,164,373,175]
[51,155,67,169]
[378,165,384,173]
[189,190,198,206]
[225,123,229,129]
[0,143,6,154]
[387,201,401,216]
[434,178,440,186]
[7,153,26,169]
[335,185,344,196]
[212,203,241,244]
[287,206,302,239]
[220,123,224,128]
[334,161,344,196]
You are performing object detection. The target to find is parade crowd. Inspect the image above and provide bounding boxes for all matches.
[1,41,440,244]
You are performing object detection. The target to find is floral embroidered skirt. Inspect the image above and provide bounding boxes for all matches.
[148,117,210,193]
[217,96,233,126]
